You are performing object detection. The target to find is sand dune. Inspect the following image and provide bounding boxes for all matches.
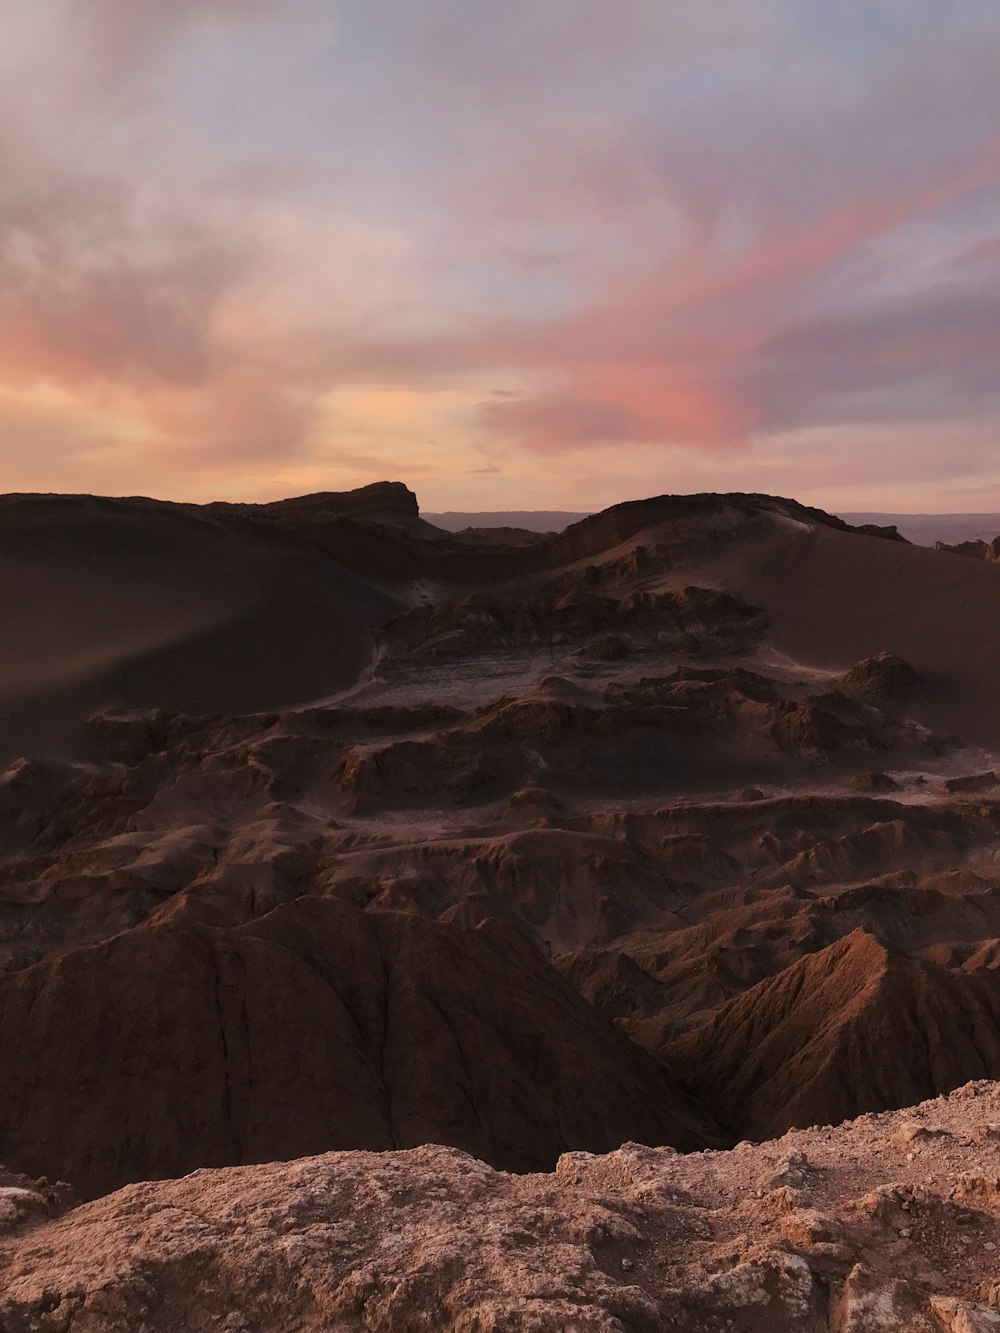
[684,516,1000,744]
[0,491,405,758]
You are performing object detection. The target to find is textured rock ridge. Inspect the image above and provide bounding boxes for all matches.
[0,901,711,1198]
[209,486,911,584]
[6,1082,1000,1330]
[934,536,1000,561]
[671,930,1000,1139]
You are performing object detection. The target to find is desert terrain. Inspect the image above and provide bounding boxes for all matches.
[5,482,1000,1328]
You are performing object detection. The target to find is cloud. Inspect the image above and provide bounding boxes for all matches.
[0,0,998,509]
[464,121,1000,455]
[77,0,281,80]
[0,219,235,390]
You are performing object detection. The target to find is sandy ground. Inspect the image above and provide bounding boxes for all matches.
[0,493,405,759]
[648,516,1000,746]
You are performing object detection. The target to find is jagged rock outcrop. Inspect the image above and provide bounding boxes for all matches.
[934,536,1000,561]
[842,651,923,699]
[221,480,420,523]
[853,520,908,541]
[5,1083,1000,1330]
[379,584,765,664]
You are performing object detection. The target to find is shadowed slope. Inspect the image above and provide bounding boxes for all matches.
[0,898,713,1197]
[693,516,1000,744]
[0,492,405,757]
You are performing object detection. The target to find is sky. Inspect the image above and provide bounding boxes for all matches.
[0,1,998,513]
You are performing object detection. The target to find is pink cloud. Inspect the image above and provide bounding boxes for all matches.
[465,127,1000,454]
[0,0,998,508]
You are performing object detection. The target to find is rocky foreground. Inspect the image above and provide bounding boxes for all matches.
[5,1082,1000,1331]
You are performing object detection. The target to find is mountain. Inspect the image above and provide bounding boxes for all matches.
[4,481,1000,1208]
[670,929,1000,1138]
[841,511,1000,546]
[427,506,1000,548]
[424,509,591,532]
[0,898,711,1197]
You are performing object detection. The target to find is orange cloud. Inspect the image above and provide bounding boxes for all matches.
[0,0,998,510]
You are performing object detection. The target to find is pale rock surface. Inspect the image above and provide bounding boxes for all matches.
[6,1083,1000,1330]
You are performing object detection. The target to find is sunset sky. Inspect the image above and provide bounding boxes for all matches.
[1,1,998,512]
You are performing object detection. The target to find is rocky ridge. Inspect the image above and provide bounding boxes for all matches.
[934,537,1000,562]
[5,1082,1000,1330]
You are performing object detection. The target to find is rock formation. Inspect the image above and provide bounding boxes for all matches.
[934,536,1000,561]
[5,1083,1000,1330]
[843,651,923,699]
[4,483,1000,1325]
[0,900,711,1198]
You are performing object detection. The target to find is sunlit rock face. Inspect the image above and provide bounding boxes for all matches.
[6,1085,1000,1330]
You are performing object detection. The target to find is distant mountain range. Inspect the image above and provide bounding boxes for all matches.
[841,513,1000,545]
[424,510,590,533]
[427,509,1000,547]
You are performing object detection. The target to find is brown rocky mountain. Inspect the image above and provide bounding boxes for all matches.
[0,899,710,1198]
[6,482,1000,1325]
[670,929,1000,1139]
[934,535,1000,561]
